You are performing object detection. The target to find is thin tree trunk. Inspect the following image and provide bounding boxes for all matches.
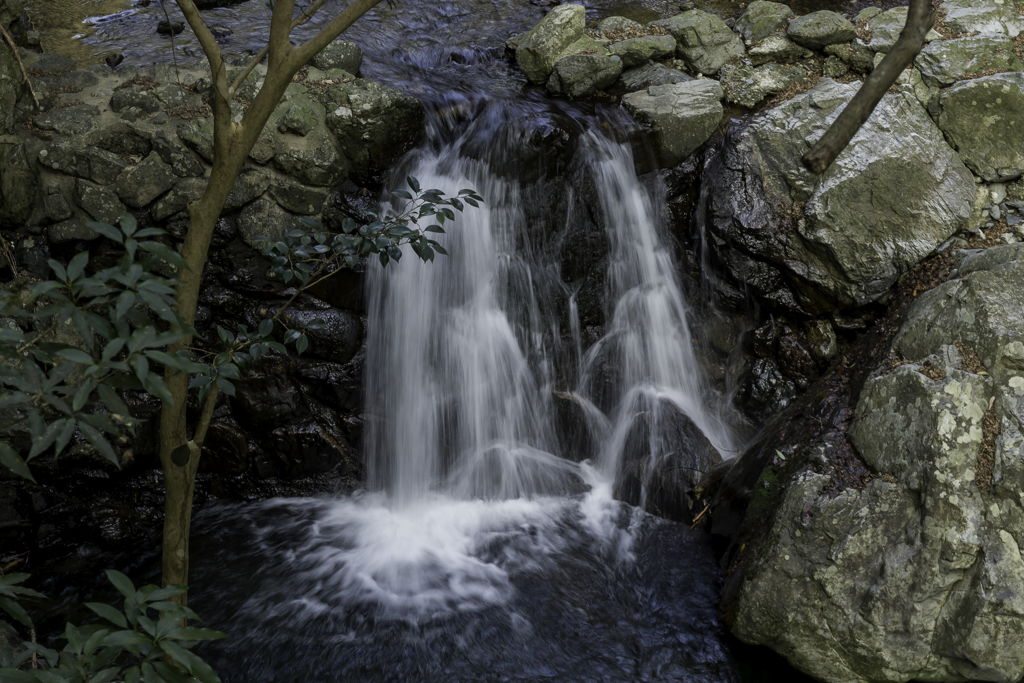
[802,0,935,174]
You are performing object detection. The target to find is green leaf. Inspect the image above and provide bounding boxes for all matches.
[86,602,128,629]
[379,251,389,267]
[258,319,273,338]
[103,629,151,652]
[424,225,445,233]
[391,189,413,200]
[138,241,186,270]
[119,212,138,236]
[295,334,308,356]
[216,378,235,397]
[0,595,33,629]
[67,251,90,282]
[407,175,421,193]
[184,648,224,683]
[56,348,95,365]
[167,626,228,642]
[0,442,34,482]
[105,570,135,601]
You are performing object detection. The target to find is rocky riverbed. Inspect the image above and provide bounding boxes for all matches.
[3,0,1024,680]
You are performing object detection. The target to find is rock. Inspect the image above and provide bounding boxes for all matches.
[0,143,35,226]
[272,124,348,188]
[269,178,328,215]
[276,95,325,137]
[734,1,794,43]
[608,35,675,67]
[552,392,603,463]
[618,62,693,92]
[915,34,1024,88]
[733,246,1024,683]
[515,3,585,84]
[150,177,205,221]
[702,79,974,311]
[310,39,362,74]
[156,19,184,35]
[48,217,99,243]
[786,10,855,49]
[747,34,813,66]
[113,153,175,208]
[597,16,641,32]
[224,169,269,211]
[236,197,304,246]
[198,421,248,475]
[279,306,361,365]
[855,6,882,23]
[615,396,722,522]
[152,131,204,177]
[720,62,808,108]
[936,73,1024,182]
[79,147,130,185]
[323,78,424,180]
[546,54,623,97]
[110,87,161,113]
[43,187,72,222]
[651,10,745,75]
[621,80,724,168]
[0,42,20,135]
[176,118,215,163]
[867,7,941,52]
[823,42,875,74]
[74,179,126,224]
[803,319,836,363]
[33,104,100,136]
[939,0,1024,37]
[821,55,847,78]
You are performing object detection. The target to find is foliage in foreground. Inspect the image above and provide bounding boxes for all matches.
[0,571,226,682]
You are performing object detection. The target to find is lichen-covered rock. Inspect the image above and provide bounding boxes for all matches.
[323,78,424,180]
[0,143,34,226]
[720,62,808,108]
[48,217,98,243]
[110,88,162,114]
[546,54,623,98]
[701,79,974,311]
[275,94,326,137]
[621,79,724,168]
[272,125,348,188]
[618,62,693,92]
[151,177,205,221]
[938,0,1024,37]
[786,10,854,49]
[223,169,269,212]
[734,1,794,43]
[731,246,1024,683]
[152,131,204,178]
[596,16,641,32]
[515,3,585,84]
[866,7,941,52]
[608,34,675,67]
[652,10,745,75]
[822,41,874,74]
[269,178,327,215]
[936,73,1024,182]
[310,39,363,74]
[74,178,126,224]
[747,34,813,66]
[236,197,304,246]
[33,104,101,136]
[176,118,215,163]
[115,152,176,208]
[915,34,1024,87]
[0,43,21,136]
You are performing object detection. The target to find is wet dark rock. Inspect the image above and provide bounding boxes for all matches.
[152,131,204,177]
[33,104,101,136]
[310,39,362,74]
[210,26,232,40]
[74,178,126,224]
[616,397,721,522]
[279,306,361,366]
[199,421,249,475]
[0,143,35,226]
[552,392,601,463]
[115,152,176,208]
[232,361,309,432]
[48,217,98,243]
[110,87,162,114]
[104,53,124,69]
[12,231,49,278]
[741,358,796,418]
[156,20,184,35]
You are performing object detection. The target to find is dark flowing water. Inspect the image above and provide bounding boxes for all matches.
[23,0,849,680]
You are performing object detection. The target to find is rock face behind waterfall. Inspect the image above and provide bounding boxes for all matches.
[724,245,1024,683]
[702,79,974,313]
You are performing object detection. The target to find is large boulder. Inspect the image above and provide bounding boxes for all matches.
[322,78,424,180]
[938,0,1024,37]
[701,79,974,312]
[866,7,940,52]
[915,34,1024,87]
[747,34,813,66]
[935,73,1024,183]
[272,126,348,188]
[115,153,177,208]
[729,245,1024,683]
[720,62,808,108]
[0,43,20,135]
[515,3,585,84]
[33,104,100,136]
[546,54,623,98]
[734,1,794,43]
[621,79,724,168]
[785,10,855,50]
[652,10,745,75]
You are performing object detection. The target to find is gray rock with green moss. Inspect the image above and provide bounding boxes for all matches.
[546,54,623,98]
[938,0,1024,37]
[0,143,34,226]
[915,34,1024,87]
[731,245,1024,683]
[651,10,745,75]
[515,3,585,84]
[0,43,21,135]
[621,79,724,168]
[310,39,362,75]
[747,34,813,66]
[935,73,1024,182]
[720,62,808,108]
[74,179,125,224]
[608,35,675,67]
[618,62,693,92]
[596,16,641,32]
[115,152,176,208]
[734,1,794,43]
[786,10,855,50]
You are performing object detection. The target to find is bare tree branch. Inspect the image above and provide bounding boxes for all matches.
[229,44,270,95]
[0,24,39,107]
[176,0,231,104]
[802,0,935,174]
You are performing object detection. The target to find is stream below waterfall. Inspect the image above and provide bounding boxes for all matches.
[18,0,879,680]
